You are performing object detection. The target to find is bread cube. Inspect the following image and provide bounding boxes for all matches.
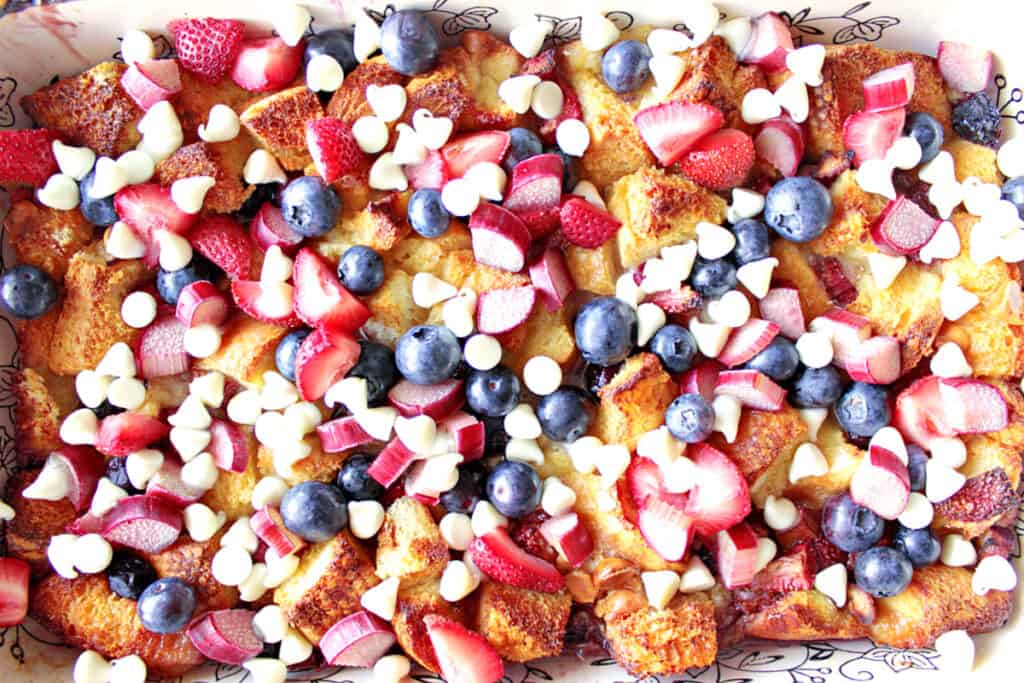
[363,268,426,347]
[3,200,93,281]
[195,315,288,387]
[13,368,63,461]
[4,468,77,574]
[376,497,448,584]
[240,85,323,170]
[393,578,465,673]
[593,352,677,450]
[156,137,256,213]
[473,582,571,661]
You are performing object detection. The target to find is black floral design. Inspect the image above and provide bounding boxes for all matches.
[426,0,498,35]
[0,78,16,128]
[996,74,1024,126]
[780,2,899,46]
[534,12,634,46]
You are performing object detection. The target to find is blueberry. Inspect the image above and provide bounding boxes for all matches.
[79,168,119,226]
[337,245,385,295]
[107,552,157,600]
[304,28,358,75]
[380,10,440,76]
[951,92,1002,148]
[584,362,622,399]
[764,176,833,243]
[548,147,580,191]
[745,337,800,382]
[1003,176,1024,220]
[820,493,885,553]
[690,257,738,298]
[649,324,698,374]
[280,176,341,238]
[731,218,772,266]
[854,546,914,598]
[440,467,485,514]
[407,188,451,238]
[907,444,928,492]
[486,460,542,518]
[835,382,891,439]
[892,524,941,568]
[504,128,544,173]
[280,481,348,542]
[466,365,521,418]
[601,40,652,93]
[0,265,57,320]
[347,340,398,404]
[574,297,638,366]
[395,325,462,385]
[106,457,142,495]
[156,255,220,305]
[237,184,279,222]
[904,112,944,163]
[665,394,715,443]
[136,577,196,633]
[790,365,844,408]
[336,453,385,501]
[481,414,510,455]
[92,400,125,420]
[536,387,595,442]
[275,329,311,382]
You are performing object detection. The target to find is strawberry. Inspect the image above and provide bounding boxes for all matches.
[626,457,694,561]
[894,375,956,448]
[684,443,751,537]
[0,129,59,186]
[188,216,254,280]
[294,327,360,402]
[293,248,371,339]
[441,131,511,179]
[751,551,814,593]
[634,101,725,166]
[136,315,190,378]
[841,108,906,166]
[679,128,756,190]
[644,286,702,317]
[168,17,245,83]
[0,558,30,627]
[306,117,365,184]
[231,37,304,93]
[96,412,170,457]
[114,183,198,266]
[404,149,450,190]
[559,196,621,248]
[519,48,558,79]
[718,319,781,367]
[231,280,301,327]
[423,615,504,683]
[467,527,565,593]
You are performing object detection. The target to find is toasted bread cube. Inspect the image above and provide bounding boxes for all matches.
[393,578,466,673]
[13,368,63,461]
[173,70,257,143]
[240,86,323,170]
[200,427,260,520]
[505,304,576,375]
[948,138,1003,184]
[317,193,410,258]
[156,137,256,213]
[593,353,677,450]
[459,30,525,130]
[769,241,832,322]
[22,61,142,157]
[376,497,448,584]
[5,468,77,574]
[274,530,380,643]
[741,589,868,641]
[256,436,340,486]
[608,166,727,268]
[785,418,865,510]
[327,57,405,124]
[403,46,474,128]
[473,582,571,661]
[17,307,60,374]
[804,171,888,257]
[143,533,238,612]
[363,268,426,347]
[196,315,288,387]
[387,223,473,278]
[3,200,93,281]
[565,242,618,296]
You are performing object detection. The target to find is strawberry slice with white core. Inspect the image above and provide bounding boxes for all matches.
[317,416,375,453]
[442,131,511,179]
[121,59,182,110]
[529,248,576,312]
[135,315,190,378]
[319,611,396,667]
[634,101,725,166]
[539,512,594,568]
[468,527,565,593]
[503,153,563,215]
[404,149,450,190]
[0,558,29,627]
[208,419,249,473]
[718,319,780,367]
[684,443,753,538]
[637,494,695,562]
[96,412,170,457]
[862,62,916,112]
[845,335,901,384]
[714,523,760,589]
[230,280,300,327]
[101,494,183,553]
[147,459,206,506]
[468,203,531,273]
[809,307,872,365]
[368,437,419,487]
[423,615,505,683]
[870,195,941,255]
[294,328,361,402]
[251,506,306,557]
[842,107,906,166]
[230,37,304,93]
[114,183,198,266]
[250,202,303,254]
[938,41,993,94]
[755,117,805,177]
[894,375,957,448]
[189,216,255,281]
[680,360,724,402]
[187,609,262,665]
[293,248,371,336]
[53,446,105,512]
[476,286,537,335]
[850,445,910,520]
[738,13,795,72]
[714,369,786,411]
[387,379,465,420]
[938,378,1009,434]
[759,287,806,339]
[440,411,485,461]
[176,280,229,328]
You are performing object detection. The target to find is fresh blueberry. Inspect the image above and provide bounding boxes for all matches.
[574,297,638,366]
[548,147,580,191]
[407,188,451,238]
[584,362,622,400]
[395,325,462,385]
[280,481,349,542]
[601,40,652,93]
[649,324,697,374]
[821,493,885,553]
[834,382,891,439]
[690,257,738,298]
[486,460,542,518]
[790,365,844,408]
[106,456,142,495]
[156,254,220,305]
[78,167,119,226]
[536,387,595,443]
[337,245,385,295]
[336,453,385,501]
[107,552,157,600]
[275,329,311,382]
[907,444,928,492]
[466,365,521,418]
[745,337,800,382]
[304,28,358,74]
[764,176,833,243]
[504,128,544,173]
[0,265,57,320]
[951,92,1002,148]
[136,577,196,633]
[481,414,511,455]
[731,218,772,266]
[92,400,125,420]
[280,176,341,238]
[1003,176,1024,220]
[892,524,941,568]
[237,185,279,223]
[380,10,440,76]
[665,394,715,443]
[347,340,398,404]
[904,112,945,163]
[854,546,914,598]
[440,467,485,514]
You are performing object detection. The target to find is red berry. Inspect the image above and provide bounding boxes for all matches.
[168,18,245,83]
[188,216,254,280]
[306,117,366,184]
[679,128,756,191]
[0,129,59,187]
[559,197,621,248]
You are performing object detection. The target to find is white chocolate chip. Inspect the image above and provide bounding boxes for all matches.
[934,630,975,674]
[120,291,157,329]
[855,158,897,200]
[181,452,219,490]
[373,654,411,683]
[926,460,966,503]
[125,449,163,490]
[508,18,551,59]
[897,492,934,530]
[198,104,241,143]
[886,136,923,170]
[755,537,778,573]
[464,161,507,202]
[260,371,299,411]
[90,478,128,517]
[442,290,476,337]
[36,173,80,210]
[571,179,606,209]
[412,272,458,308]
[440,177,480,216]
[679,555,716,592]
[253,605,287,647]
[47,534,79,579]
[707,290,751,328]
[735,257,778,299]
[971,555,1017,596]
[391,123,427,166]
[661,241,699,281]
[74,650,112,683]
[440,512,475,551]
[170,176,215,214]
[727,188,766,223]
[940,277,979,322]
[242,659,286,683]
[688,319,731,358]
[789,442,829,483]
[243,149,287,185]
[568,436,603,474]
[221,516,259,553]
[464,334,503,371]
[353,406,397,442]
[741,88,782,125]
[930,437,967,469]
[541,477,577,516]
[23,454,71,501]
[137,101,183,163]
[60,408,99,446]
[764,495,799,531]
[351,115,389,154]
[395,414,438,454]
[616,271,644,306]
[411,108,454,150]
[506,438,544,466]
[348,500,386,540]
[867,252,906,290]
[227,389,263,425]
[97,342,137,378]
[580,12,620,52]
[471,500,508,537]
[555,118,590,157]
[116,150,155,184]
[795,331,834,369]
[366,83,407,122]
[76,370,112,409]
[641,570,681,609]
[278,627,313,665]
[522,355,561,396]
[798,408,828,441]
[353,11,382,63]
[440,559,480,602]
[184,324,222,359]
[595,444,631,487]
[156,230,193,271]
[930,342,973,378]
[270,2,310,46]
[88,157,128,198]
[997,136,1024,178]
[696,221,737,260]
[105,221,147,260]
[504,404,542,440]
[360,576,400,620]
[531,80,564,120]
[190,371,225,408]
[184,503,226,542]
[108,655,147,683]
[785,43,825,86]
[636,302,667,346]
[170,426,211,462]
[52,140,95,179]
[941,533,977,567]
[324,376,369,413]
[211,545,253,587]
[120,29,156,64]
[637,426,685,468]
[814,563,848,608]
[648,28,692,55]
[107,377,146,410]
[775,76,809,123]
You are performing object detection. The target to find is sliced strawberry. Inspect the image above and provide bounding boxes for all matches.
[718,318,780,367]
[862,63,915,112]
[894,375,956,448]
[442,131,511,179]
[680,359,723,402]
[168,17,245,83]
[387,379,465,420]
[294,328,360,402]
[938,378,1009,434]
[758,287,806,339]
[320,611,395,668]
[136,315,190,378]
[684,443,752,537]
[938,41,993,94]
[176,280,229,328]
[809,307,872,364]
[231,280,301,327]
[850,446,910,520]
[404,150,450,190]
[518,204,562,239]
[189,216,254,280]
[636,495,695,562]
[440,411,485,462]
[114,183,198,265]
[810,256,859,307]
[250,202,304,254]
[251,506,306,557]
[539,513,593,568]
[476,286,537,335]
[96,412,170,456]
[0,129,59,186]
[468,527,565,593]
[645,286,702,317]
[307,117,365,183]
[468,203,531,273]
[714,523,760,589]
[752,551,814,593]
[208,419,249,473]
[842,107,906,166]
[845,335,901,384]
[738,12,794,72]
[317,415,375,453]
[423,615,504,683]
[66,512,105,536]
[529,248,575,312]
[0,558,30,627]
[368,437,419,488]
[230,37,304,92]
[634,102,725,166]
[503,153,563,216]
[755,117,805,178]
[714,369,786,411]
[293,248,371,337]
[870,195,941,255]
[101,495,182,553]
[559,196,621,249]
[679,128,756,191]
[120,59,182,111]
[519,49,557,79]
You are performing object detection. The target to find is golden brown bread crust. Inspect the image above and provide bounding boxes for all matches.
[565,242,618,296]
[327,57,405,124]
[4,468,76,574]
[456,30,525,131]
[195,315,288,387]
[143,534,239,612]
[785,418,865,510]
[173,70,257,143]
[386,222,473,278]
[13,368,63,461]
[393,578,466,673]
[376,497,449,584]
[240,85,323,170]
[504,304,576,375]
[472,582,571,661]
[256,437,342,486]
[156,137,256,214]
[201,427,261,520]
[317,193,410,258]
[740,589,869,641]
[3,200,94,281]
[363,268,426,347]
[593,353,677,450]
